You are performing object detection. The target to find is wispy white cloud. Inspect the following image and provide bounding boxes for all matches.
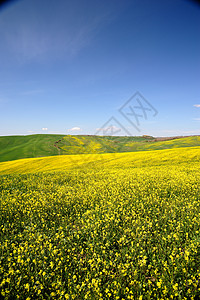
[0,2,113,63]
[194,104,200,108]
[68,127,82,132]
[193,118,200,121]
[42,128,48,131]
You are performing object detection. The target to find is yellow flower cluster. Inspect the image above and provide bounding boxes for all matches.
[0,147,200,299]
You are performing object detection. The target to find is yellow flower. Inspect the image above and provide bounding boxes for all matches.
[25,283,30,292]
[157,279,162,288]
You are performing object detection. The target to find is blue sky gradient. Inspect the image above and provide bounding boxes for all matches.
[0,0,199,136]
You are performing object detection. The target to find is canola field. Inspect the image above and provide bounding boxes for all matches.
[0,147,200,299]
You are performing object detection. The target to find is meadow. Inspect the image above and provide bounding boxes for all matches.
[1,134,200,162]
[0,135,65,162]
[0,147,200,299]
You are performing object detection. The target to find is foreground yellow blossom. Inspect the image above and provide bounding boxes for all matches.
[0,146,200,299]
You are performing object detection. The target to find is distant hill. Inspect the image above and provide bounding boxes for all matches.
[0,134,200,163]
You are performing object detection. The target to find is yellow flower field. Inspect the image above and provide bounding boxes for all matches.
[0,147,200,299]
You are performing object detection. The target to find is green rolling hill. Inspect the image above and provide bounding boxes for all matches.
[0,134,200,163]
[0,134,65,162]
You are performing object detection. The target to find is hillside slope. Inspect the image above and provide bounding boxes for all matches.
[0,134,65,162]
[57,135,200,154]
[0,134,200,163]
[0,146,200,175]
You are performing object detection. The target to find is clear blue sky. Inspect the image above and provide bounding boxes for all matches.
[0,0,199,137]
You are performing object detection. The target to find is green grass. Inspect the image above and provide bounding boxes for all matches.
[0,134,65,162]
[0,134,200,163]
